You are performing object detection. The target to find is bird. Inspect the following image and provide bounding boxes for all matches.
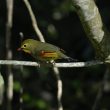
[18,39,75,63]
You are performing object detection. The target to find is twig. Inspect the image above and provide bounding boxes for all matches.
[19,32,24,110]
[53,67,63,110]
[0,60,103,67]
[6,0,14,109]
[23,0,45,42]
[0,73,4,105]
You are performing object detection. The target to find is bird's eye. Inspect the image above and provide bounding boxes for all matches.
[23,44,27,47]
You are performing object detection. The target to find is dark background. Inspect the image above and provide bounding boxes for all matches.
[0,0,110,110]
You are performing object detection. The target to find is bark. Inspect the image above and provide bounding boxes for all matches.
[72,0,110,61]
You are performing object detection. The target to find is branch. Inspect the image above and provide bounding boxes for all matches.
[72,0,110,60]
[0,60,103,67]
[0,73,4,105]
[53,67,63,110]
[23,0,45,42]
[6,0,14,109]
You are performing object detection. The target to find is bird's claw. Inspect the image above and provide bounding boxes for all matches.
[50,60,55,66]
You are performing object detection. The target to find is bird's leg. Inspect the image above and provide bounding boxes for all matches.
[45,60,55,67]
[50,60,55,66]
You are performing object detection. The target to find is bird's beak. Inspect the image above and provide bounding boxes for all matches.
[17,48,22,51]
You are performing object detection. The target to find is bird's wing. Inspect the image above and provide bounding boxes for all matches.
[36,42,63,59]
[39,50,58,59]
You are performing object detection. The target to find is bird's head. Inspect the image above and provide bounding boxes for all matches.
[17,39,38,54]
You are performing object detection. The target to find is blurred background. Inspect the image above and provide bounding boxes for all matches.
[0,0,110,110]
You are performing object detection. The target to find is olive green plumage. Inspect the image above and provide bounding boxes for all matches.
[18,39,73,62]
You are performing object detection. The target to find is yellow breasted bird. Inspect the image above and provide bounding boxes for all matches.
[18,39,74,62]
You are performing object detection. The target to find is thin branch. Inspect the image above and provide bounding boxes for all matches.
[19,33,24,110]
[53,67,63,110]
[0,73,4,105]
[6,0,14,109]
[0,60,103,67]
[23,0,45,42]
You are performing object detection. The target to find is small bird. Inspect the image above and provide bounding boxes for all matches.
[18,39,75,63]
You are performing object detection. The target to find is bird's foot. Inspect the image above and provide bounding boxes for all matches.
[50,60,56,66]
[45,60,55,67]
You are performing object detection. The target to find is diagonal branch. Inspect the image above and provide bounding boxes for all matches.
[72,0,110,60]
[22,0,63,110]
[23,0,45,42]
